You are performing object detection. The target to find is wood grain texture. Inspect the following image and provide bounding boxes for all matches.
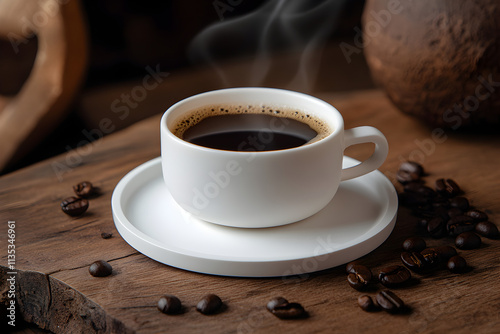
[1,90,499,333]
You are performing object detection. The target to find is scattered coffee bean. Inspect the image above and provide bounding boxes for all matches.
[157,295,182,314]
[266,297,289,312]
[61,197,89,216]
[358,295,378,312]
[435,178,461,197]
[447,207,464,218]
[449,197,469,211]
[346,264,373,291]
[376,290,405,313]
[401,252,427,273]
[399,161,424,178]
[447,255,468,274]
[432,245,458,262]
[100,232,113,239]
[396,170,420,185]
[427,217,447,238]
[455,232,481,250]
[475,221,499,239]
[402,237,426,253]
[89,260,112,277]
[447,215,475,236]
[268,302,307,319]
[73,181,97,198]
[197,294,223,315]
[404,183,436,199]
[378,265,411,287]
[421,248,440,267]
[465,209,488,223]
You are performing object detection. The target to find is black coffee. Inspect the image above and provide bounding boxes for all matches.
[173,104,330,152]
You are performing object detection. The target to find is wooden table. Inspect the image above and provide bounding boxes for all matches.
[1,90,499,333]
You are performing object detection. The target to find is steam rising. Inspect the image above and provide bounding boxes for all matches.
[189,0,346,92]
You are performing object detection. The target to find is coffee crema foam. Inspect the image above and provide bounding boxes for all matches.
[172,104,332,145]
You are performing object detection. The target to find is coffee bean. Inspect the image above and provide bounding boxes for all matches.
[396,170,420,185]
[376,290,405,313]
[399,161,424,177]
[421,248,440,267]
[427,217,447,238]
[266,297,289,312]
[100,232,113,239]
[346,265,373,291]
[401,252,427,273]
[399,192,428,207]
[73,181,97,198]
[358,295,378,312]
[465,209,488,223]
[157,295,182,314]
[447,207,464,218]
[475,221,499,239]
[404,183,436,199]
[61,196,89,216]
[196,294,223,315]
[447,255,468,273]
[449,197,469,211]
[433,245,458,262]
[435,178,461,197]
[378,265,411,287]
[89,260,112,277]
[402,237,426,253]
[447,215,475,236]
[455,232,481,250]
[269,302,307,319]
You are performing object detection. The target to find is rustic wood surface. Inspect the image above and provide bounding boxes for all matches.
[1,89,500,333]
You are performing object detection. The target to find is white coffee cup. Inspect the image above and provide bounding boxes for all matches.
[161,88,388,228]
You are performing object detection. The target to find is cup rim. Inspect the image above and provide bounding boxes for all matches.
[161,87,344,154]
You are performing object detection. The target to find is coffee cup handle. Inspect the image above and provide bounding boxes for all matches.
[341,126,389,181]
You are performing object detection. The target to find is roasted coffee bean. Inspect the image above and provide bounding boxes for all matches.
[433,245,458,262]
[157,295,182,314]
[404,183,436,199]
[399,161,424,177]
[61,196,89,216]
[402,237,426,252]
[89,260,112,277]
[346,265,372,290]
[475,221,499,239]
[266,297,289,312]
[196,294,223,315]
[431,196,451,209]
[447,215,475,236]
[417,218,430,230]
[447,255,468,274]
[396,170,420,185]
[455,232,481,250]
[435,178,461,197]
[401,252,427,273]
[100,232,113,239]
[269,302,307,319]
[448,207,464,218]
[449,197,469,211]
[421,248,440,267]
[376,290,405,313]
[358,295,378,312]
[427,217,447,238]
[378,265,411,287]
[73,181,97,198]
[465,209,488,223]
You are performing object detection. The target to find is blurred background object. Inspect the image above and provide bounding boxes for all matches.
[0,0,87,172]
[363,0,500,129]
[0,0,374,174]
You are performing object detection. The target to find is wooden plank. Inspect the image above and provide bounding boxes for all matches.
[1,90,499,333]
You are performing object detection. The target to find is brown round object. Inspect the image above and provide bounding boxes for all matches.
[362,0,500,129]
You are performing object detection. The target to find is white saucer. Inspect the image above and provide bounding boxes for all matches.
[111,157,398,277]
